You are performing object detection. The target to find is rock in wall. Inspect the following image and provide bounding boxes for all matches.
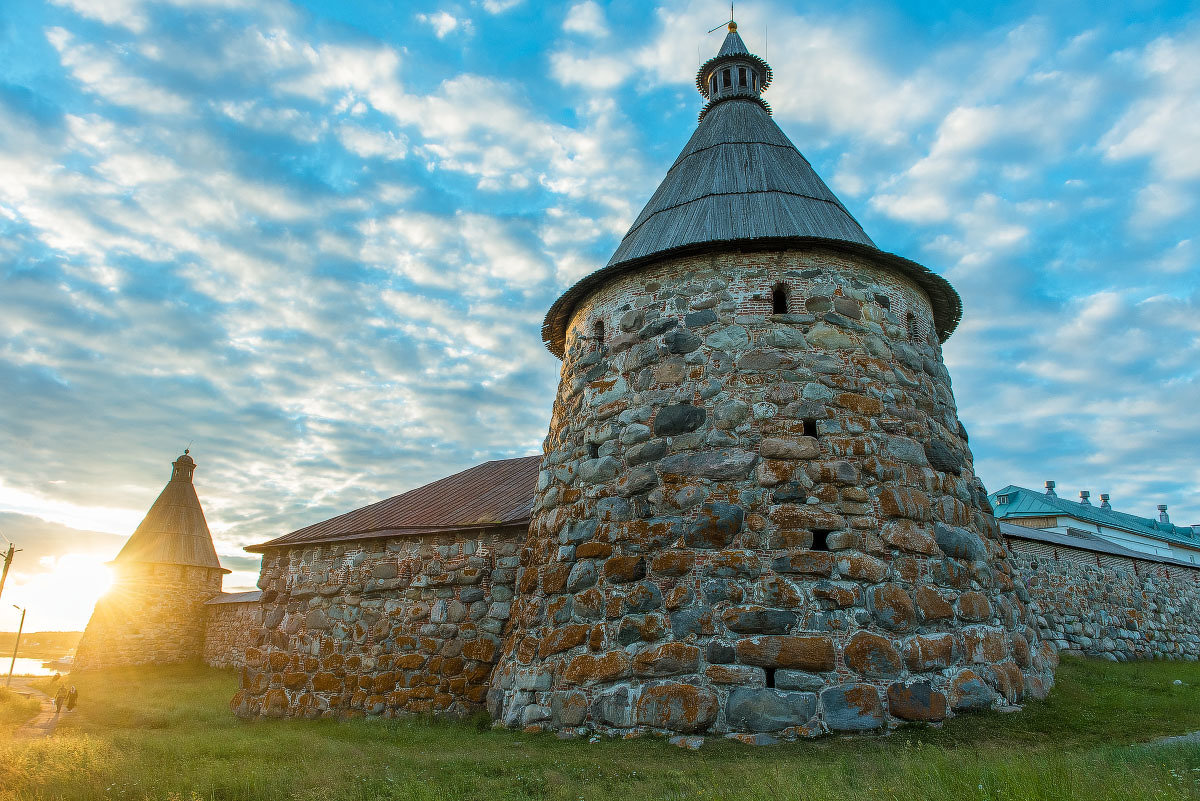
[489,248,1057,739]
[1008,538,1200,661]
[203,600,263,669]
[74,563,224,670]
[232,527,522,719]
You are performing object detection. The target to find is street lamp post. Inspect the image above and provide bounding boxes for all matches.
[6,605,25,687]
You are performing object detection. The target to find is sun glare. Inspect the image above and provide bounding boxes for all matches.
[8,554,115,631]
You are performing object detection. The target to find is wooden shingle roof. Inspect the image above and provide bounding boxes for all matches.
[541,28,963,357]
[113,451,227,571]
[247,455,541,552]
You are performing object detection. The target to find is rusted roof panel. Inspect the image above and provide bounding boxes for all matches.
[249,455,541,551]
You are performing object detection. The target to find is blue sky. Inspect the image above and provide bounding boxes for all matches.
[0,0,1197,629]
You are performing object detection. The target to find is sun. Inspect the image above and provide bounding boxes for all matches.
[55,553,115,603]
[13,553,115,631]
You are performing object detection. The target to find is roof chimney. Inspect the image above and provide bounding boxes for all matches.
[1158,504,1169,524]
[1045,480,1056,496]
[1099,493,1111,510]
[1079,490,1091,505]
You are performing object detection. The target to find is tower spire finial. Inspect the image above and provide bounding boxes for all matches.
[695,12,772,120]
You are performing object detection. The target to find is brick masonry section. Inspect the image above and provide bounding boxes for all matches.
[1008,538,1200,661]
[488,247,1057,741]
[203,601,263,669]
[74,563,224,670]
[231,527,523,719]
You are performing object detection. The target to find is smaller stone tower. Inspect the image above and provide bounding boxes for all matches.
[74,451,228,670]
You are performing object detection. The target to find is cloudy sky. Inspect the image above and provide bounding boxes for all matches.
[1,0,1197,631]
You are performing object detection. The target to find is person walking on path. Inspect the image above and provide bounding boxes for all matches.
[66,686,77,711]
[53,686,67,714]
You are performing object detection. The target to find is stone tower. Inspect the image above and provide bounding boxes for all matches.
[74,451,228,670]
[488,23,1055,739]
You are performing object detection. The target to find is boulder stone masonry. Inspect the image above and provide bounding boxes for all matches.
[203,598,263,669]
[75,563,224,670]
[1008,538,1200,661]
[487,248,1057,740]
[232,528,522,719]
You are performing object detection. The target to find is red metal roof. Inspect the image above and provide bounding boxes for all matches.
[247,455,541,552]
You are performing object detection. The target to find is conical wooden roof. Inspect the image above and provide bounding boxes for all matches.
[606,99,875,267]
[540,25,962,357]
[113,451,227,571]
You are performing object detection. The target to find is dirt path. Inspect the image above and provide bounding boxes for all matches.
[7,677,62,739]
[1149,731,1200,747]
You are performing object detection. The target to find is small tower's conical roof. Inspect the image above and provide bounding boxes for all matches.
[541,21,962,357]
[112,450,228,572]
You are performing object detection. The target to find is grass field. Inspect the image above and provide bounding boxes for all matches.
[1,657,1199,800]
[0,688,39,727]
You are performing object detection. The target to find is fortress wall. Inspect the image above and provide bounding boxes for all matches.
[203,600,262,669]
[231,526,523,719]
[1008,538,1200,662]
[74,563,224,670]
[490,248,1055,740]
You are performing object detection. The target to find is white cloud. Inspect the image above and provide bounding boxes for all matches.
[1101,33,1200,181]
[50,0,150,32]
[551,51,631,90]
[480,0,522,12]
[417,11,464,39]
[563,1,608,37]
[1132,182,1194,229]
[4,0,1200,579]
[337,124,408,160]
[47,27,190,114]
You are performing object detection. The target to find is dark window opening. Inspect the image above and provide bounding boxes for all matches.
[802,418,819,438]
[752,73,758,92]
[587,443,598,459]
[722,69,731,88]
[710,75,717,95]
[738,67,747,87]
[764,667,776,688]
[771,284,788,315]
[906,312,920,342]
[811,530,831,551]
[593,319,605,348]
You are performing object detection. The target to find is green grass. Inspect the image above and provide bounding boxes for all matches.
[0,688,40,727]
[2,657,1200,800]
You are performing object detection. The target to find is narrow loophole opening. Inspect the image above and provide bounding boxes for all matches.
[906,312,919,342]
[771,284,789,315]
[802,418,818,438]
[586,443,598,460]
[764,667,776,688]
[593,319,605,348]
[811,529,831,551]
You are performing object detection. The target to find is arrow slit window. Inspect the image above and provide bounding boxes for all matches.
[771,284,789,315]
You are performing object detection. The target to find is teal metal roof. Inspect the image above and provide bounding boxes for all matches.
[989,485,1200,549]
